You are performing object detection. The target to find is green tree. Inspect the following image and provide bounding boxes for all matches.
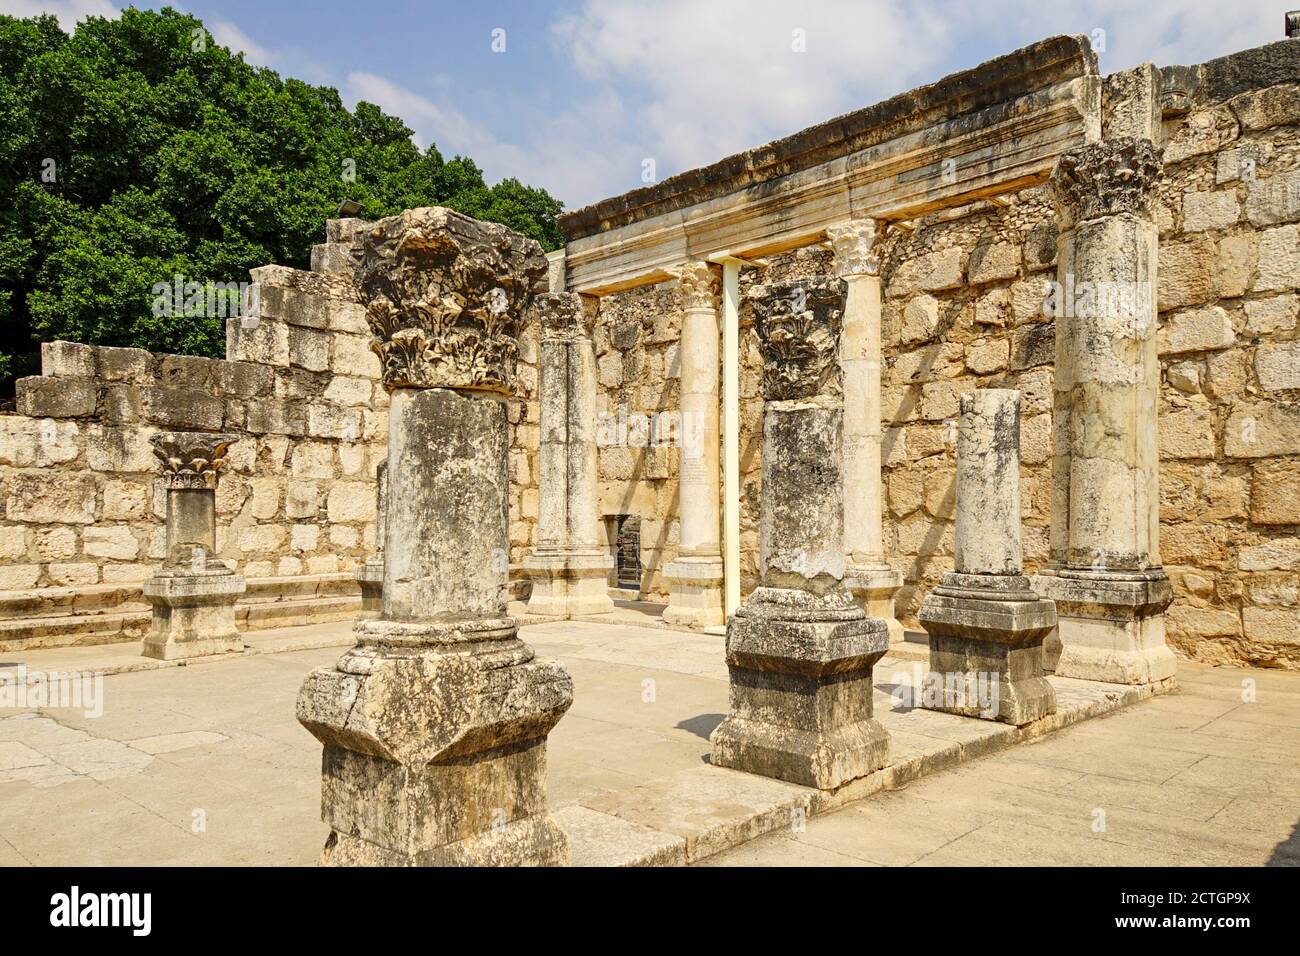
[0,6,565,390]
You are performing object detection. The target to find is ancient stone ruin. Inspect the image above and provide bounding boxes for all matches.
[0,29,1297,866]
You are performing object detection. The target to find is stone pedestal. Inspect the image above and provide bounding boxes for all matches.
[355,459,387,617]
[918,390,1056,726]
[296,207,572,866]
[710,277,889,790]
[1036,138,1176,685]
[142,433,245,660]
[828,220,904,643]
[524,293,614,616]
[664,261,725,630]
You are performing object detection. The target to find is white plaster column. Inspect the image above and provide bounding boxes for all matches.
[524,292,615,616]
[1034,138,1176,686]
[663,260,725,630]
[828,220,904,642]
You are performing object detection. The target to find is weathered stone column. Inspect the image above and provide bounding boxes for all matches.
[142,433,246,660]
[296,208,573,866]
[1035,138,1177,686]
[828,219,905,642]
[710,277,890,790]
[524,293,615,616]
[918,390,1056,725]
[664,261,725,629]
[355,458,387,617]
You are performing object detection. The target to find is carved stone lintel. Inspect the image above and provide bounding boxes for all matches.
[826,219,882,277]
[532,291,596,341]
[676,260,720,311]
[1052,137,1164,226]
[152,432,240,490]
[752,277,846,401]
[353,206,548,394]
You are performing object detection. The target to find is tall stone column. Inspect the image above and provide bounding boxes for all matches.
[1035,138,1177,686]
[828,220,904,642]
[142,433,246,660]
[918,390,1056,725]
[296,208,573,867]
[524,293,615,616]
[664,261,725,630]
[355,458,387,617]
[710,277,890,790]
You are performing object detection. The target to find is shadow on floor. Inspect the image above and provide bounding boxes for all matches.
[1268,819,1300,866]
[676,713,725,740]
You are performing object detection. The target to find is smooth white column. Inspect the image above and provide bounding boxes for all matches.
[664,260,725,630]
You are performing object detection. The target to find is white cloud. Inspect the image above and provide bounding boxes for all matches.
[207,19,274,68]
[0,0,115,29]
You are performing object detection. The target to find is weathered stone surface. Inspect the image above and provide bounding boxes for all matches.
[354,207,547,392]
[1158,306,1235,355]
[1256,342,1300,391]
[1245,169,1300,227]
[1183,190,1239,232]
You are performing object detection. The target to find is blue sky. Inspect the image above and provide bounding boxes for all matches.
[2,1,1289,208]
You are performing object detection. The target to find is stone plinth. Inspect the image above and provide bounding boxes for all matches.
[710,277,889,790]
[920,391,1056,726]
[828,220,904,642]
[355,459,387,617]
[296,207,572,866]
[664,261,725,630]
[142,433,245,660]
[1037,138,1176,685]
[524,293,613,616]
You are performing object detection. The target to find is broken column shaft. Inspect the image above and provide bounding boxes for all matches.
[919,390,1056,725]
[296,207,572,866]
[710,276,890,790]
[141,432,246,660]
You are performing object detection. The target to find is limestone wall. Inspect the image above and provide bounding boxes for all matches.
[589,45,1299,669]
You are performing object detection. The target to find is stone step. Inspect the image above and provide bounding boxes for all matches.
[0,572,363,652]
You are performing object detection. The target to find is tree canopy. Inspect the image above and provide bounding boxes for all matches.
[0,6,565,389]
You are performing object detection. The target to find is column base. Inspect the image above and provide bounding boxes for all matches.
[918,572,1057,726]
[1034,569,1176,685]
[523,550,614,617]
[355,556,383,618]
[844,564,904,643]
[296,616,574,867]
[709,587,890,790]
[663,556,725,630]
[141,567,245,661]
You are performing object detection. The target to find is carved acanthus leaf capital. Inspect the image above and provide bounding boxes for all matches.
[752,277,846,401]
[676,261,720,311]
[152,432,240,490]
[1052,137,1164,226]
[352,206,548,394]
[531,292,597,341]
[827,220,882,277]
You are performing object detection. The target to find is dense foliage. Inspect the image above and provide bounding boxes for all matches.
[0,7,564,387]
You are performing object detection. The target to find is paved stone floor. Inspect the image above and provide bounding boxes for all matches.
[0,617,1295,866]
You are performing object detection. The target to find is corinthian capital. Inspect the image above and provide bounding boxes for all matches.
[676,261,720,311]
[152,432,240,490]
[352,206,548,394]
[1052,137,1164,226]
[531,292,597,341]
[827,219,882,277]
[752,277,846,401]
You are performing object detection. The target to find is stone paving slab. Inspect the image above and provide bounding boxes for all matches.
[0,615,1210,866]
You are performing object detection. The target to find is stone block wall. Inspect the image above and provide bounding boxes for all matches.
[0,217,545,646]
[589,43,1300,669]
[1150,54,1300,667]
